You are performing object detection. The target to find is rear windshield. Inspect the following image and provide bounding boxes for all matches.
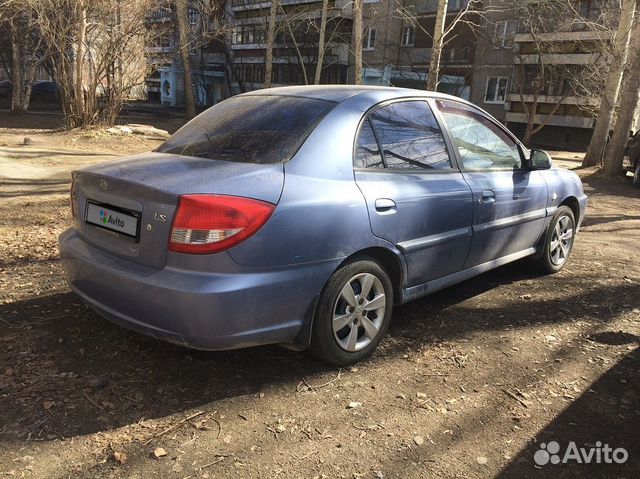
[156,95,335,164]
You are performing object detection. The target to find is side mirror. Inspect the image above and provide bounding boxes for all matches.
[529,149,553,170]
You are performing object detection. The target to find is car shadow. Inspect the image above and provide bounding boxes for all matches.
[496,333,640,478]
[1,258,637,444]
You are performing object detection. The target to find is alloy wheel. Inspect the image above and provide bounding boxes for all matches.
[549,215,574,266]
[332,272,386,352]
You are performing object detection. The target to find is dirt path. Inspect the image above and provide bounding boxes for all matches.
[0,130,639,479]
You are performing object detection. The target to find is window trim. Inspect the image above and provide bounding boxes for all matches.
[352,97,459,173]
[430,98,527,172]
[483,76,508,104]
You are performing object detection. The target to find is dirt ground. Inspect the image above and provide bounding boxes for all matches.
[0,114,639,479]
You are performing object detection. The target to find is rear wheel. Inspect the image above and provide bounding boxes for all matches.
[535,206,576,274]
[310,259,393,366]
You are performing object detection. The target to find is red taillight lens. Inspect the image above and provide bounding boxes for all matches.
[168,194,275,254]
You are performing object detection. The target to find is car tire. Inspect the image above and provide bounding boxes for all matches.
[309,258,393,366]
[535,205,576,274]
[633,161,640,188]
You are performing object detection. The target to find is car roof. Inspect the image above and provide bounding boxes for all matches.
[239,85,467,107]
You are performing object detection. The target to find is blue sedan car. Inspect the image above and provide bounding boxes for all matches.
[59,86,587,365]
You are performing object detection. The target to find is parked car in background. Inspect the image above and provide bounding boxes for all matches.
[623,130,640,187]
[59,86,588,365]
[0,80,61,103]
[30,81,61,103]
[0,80,12,98]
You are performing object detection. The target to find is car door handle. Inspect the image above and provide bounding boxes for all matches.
[479,190,496,204]
[375,198,397,212]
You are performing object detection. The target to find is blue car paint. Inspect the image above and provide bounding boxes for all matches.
[59,86,588,352]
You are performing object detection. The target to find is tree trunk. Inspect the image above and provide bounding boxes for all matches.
[264,0,278,88]
[176,0,196,118]
[426,0,448,91]
[523,98,538,145]
[603,16,640,177]
[582,0,637,167]
[352,0,363,85]
[10,22,25,114]
[75,0,87,127]
[314,0,329,85]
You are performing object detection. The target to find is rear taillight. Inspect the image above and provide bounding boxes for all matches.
[168,194,275,254]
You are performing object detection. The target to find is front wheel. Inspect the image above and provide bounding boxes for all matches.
[535,206,576,274]
[310,259,393,366]
[633,161,640,188]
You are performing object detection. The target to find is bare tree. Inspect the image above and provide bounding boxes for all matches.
[0,1,47,114]
[426,0,448,91]
[314,0,329,85]
[496,0,616,144]
[264,0,278,88]
[397,0,485,91]
[176,0,196,118]
[353,0,363,84]
[27,0,156,128]
[603,14,640,176]
[582,0,638,167]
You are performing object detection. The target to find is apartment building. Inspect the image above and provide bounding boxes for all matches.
[230,0,353,91]
[361,0,477,97]
[145,1,228,107]
[505,27,611,149]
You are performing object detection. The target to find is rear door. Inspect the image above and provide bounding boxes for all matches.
[434,99,548,267]
[354,99,474,286]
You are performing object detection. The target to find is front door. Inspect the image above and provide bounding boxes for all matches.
[434,99,548,267]
[354,100,474,286]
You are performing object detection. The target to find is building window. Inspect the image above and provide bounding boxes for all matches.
[364,28,376,51]
[232,24,266,45]
[484,77,508,104]
[188,7,199,25]
[493,20,516,48]
[401,26,415,46]
[443,47,470,63]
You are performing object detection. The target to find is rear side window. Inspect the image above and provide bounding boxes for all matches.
[156,95,335,164]
[357,100,452,170]
[355,119,384,168]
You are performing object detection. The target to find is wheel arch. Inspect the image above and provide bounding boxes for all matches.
[559,196,580,222]
[334,246,406,305]
[288,246,406,350]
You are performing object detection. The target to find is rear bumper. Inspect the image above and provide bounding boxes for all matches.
[58,229,338,350]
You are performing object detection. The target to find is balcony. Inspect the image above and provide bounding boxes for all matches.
[513,31,612,43]
[506,93,597,107]
[505,112,595,129]
[514,53,602,65]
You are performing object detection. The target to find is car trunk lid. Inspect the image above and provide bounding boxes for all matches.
[71,152,284,269]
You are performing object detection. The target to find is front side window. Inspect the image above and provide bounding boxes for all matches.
[157,95,335,164]
[360,100,452,170]
[436,99,521,170]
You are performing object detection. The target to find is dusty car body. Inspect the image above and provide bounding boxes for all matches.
[59,86,587,365]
